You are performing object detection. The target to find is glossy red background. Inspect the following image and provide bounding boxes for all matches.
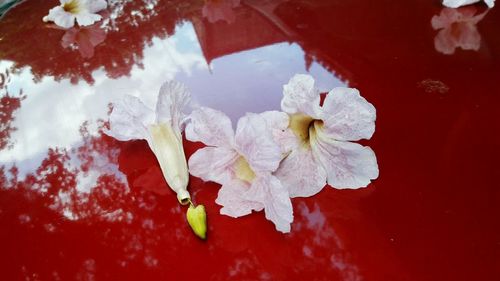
[1,0,499,280]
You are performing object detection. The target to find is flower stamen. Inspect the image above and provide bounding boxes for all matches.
[234,156,256,183]
[308,120,325,145]
[289,113,314,141]
[63,0,81,14]
[289,114,323,145]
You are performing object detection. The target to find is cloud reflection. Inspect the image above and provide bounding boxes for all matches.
[0,1,368,280]
[0,23,206,172]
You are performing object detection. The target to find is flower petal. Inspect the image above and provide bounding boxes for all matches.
[484,0,495,7]
[281,74,321,118]
[442,0,481,8]
[155,80,191,131]
[311,125,379,189]
[259,110,298,154]
[75,12,102,27]
[105,95,155,143]
[274,145,327,198]
[87,0,107,13]
[234,113,282,173]
[185,107,235,147]
[47,6,76,29]
[320,87,376,141]
[246,175,293,233]
[216,179,261,217]
[188,146,239,185]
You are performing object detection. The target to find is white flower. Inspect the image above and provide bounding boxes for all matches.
[43,0,107,29]
[443,0,495,8]
[186,107,293,233]
[431,7,488,55]
[275,74,379,198]
[105,80,192,204]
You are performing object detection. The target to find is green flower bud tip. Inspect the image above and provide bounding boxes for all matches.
[186,204,207,240]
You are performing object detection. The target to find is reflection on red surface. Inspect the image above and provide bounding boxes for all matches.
[60,23,107,59]
[194,0,287,64]
[1,0,500,280]
[202,0,241,24]
[0,0,179,84]
[431,6,488,55]
[0,70,24,150]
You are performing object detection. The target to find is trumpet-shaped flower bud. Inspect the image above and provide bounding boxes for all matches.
[106,80,192,204]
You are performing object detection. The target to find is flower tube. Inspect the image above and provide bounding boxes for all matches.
[106,80,191,204]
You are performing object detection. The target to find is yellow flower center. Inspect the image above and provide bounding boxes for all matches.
[63,0,81,14]
[289,113,323,144]
[234,156,256,183]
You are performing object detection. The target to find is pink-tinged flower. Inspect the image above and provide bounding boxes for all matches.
[61,23,106,58]
[431,7,488,55]
[105,81,192,204]
[186,107,293,233]
[274,74,379,198]
[43,0,107,29]
[443,0,495,8]
[202,0,240,24]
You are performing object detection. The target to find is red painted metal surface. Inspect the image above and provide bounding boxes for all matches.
[0,0,499,280]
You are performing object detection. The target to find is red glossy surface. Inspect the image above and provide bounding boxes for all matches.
[1,0,500,280]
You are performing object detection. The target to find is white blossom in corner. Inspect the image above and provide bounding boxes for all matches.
[186,107,293,233]
[43,0,107,29]
[443,0,495,8]
[274,74,379,198]
[105,80,192,204]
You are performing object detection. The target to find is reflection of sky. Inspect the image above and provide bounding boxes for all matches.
[179,42,344,122]
[0,21,342,181]
[0,23,206,173]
